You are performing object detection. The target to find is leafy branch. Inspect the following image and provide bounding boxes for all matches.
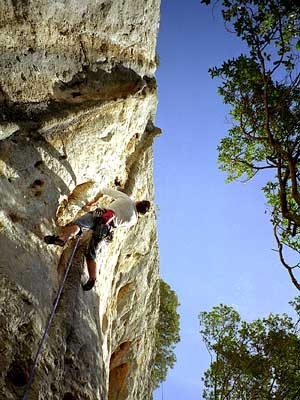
[202,0,300,290]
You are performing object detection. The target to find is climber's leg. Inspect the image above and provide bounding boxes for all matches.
[44,212,94,247]
[59,224,81,242]
[44,224,81,246]
[82,258,97,291]
[86,259,97,280]
[82,231,102,291]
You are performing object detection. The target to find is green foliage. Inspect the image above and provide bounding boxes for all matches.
[152,279,180,389]
[202,0,300,289]
[155,52,160,67]
[199,297,300,399]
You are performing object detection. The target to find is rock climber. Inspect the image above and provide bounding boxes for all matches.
[44,188,150,291]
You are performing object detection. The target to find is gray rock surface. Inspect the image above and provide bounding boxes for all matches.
[0,1,161,399]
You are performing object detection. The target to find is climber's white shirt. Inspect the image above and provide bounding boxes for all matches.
[102,188,137,228]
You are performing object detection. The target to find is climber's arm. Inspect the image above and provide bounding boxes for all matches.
[83,188,126,211]
[83,191,104,210]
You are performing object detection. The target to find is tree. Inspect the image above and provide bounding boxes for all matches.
[201,0,300,289]
[199,297,300,399]
[152,279,180,389]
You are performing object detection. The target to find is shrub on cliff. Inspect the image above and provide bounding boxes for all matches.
[152,278,180,389]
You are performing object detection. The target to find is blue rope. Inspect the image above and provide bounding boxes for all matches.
[21,235,82,400]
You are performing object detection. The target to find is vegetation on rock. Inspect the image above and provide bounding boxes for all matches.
[152,278,180,389]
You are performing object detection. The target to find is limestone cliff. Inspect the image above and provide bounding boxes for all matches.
[0,1,161,399]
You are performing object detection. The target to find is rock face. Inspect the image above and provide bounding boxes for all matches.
[0,1,161,399]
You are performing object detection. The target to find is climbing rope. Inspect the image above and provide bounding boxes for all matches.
[21,234,82,400]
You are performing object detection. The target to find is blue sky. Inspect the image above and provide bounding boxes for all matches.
[153,1,298,399]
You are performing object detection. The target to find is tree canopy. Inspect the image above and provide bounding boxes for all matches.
[152,279,180,389]
[201,0,300,289]
[199,297,300,399]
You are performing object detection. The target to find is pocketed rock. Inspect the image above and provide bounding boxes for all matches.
[0,1,161,399]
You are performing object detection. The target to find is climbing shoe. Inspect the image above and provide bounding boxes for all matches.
[82,278,96,291]
[44,235,66,247]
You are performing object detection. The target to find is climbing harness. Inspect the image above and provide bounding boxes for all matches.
[85,218,115,263]
[21,233,82,400]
